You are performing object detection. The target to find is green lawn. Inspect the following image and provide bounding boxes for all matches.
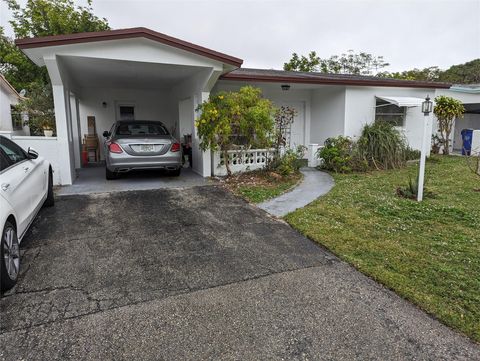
[284,156,480,342]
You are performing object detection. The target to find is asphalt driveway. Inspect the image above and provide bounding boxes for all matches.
[0,186,478,360]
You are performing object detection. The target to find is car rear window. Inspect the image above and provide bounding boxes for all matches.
[115,122,169,137]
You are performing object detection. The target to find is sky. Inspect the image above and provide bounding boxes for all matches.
[1,0,479,72]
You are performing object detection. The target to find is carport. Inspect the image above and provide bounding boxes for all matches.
[16,28,243,185]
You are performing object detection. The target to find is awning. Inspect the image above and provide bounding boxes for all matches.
[376,96,425,107]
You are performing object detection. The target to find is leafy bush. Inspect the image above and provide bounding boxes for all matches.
[357,121,407,170]
[318,136,368,173]
[270,145,306,176]
[318,136,353,173]
[405,146,421,161]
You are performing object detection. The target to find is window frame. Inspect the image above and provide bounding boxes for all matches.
[11,105,23,130]
[375,98,406,127]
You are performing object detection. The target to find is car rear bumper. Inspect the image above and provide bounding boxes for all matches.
[106,153,182,172]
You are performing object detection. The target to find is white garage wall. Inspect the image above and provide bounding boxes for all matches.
[310,86,345,145]
[78,87,176,160]
[10,135,62,185]
[345,86,434,150]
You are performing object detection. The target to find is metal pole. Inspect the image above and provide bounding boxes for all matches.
[417,114,429,201]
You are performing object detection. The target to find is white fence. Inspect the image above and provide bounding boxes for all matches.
[1,132,62,185]
[212,148,276,176]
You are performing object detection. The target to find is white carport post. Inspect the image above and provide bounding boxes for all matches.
[192,91,212,177]
[45,57,74,185]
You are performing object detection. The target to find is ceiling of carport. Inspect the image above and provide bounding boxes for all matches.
[58,55,206,90]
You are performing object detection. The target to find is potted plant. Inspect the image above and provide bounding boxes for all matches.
[40,119,55,137]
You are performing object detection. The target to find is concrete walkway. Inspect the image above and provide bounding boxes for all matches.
[258,168,334,217]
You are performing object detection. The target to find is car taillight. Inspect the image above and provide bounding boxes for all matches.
[170,142,181,152]
[108,142,123,154]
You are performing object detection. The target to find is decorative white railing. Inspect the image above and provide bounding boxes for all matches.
[212,148,276,176]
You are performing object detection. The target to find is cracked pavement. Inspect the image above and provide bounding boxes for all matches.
[1,186,479,360]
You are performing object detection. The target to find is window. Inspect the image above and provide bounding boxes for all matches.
[0,151,10,172]
[11,105,22,130]
[114,121,169,137]
[0,137,27,165]
[119,105,135,121]
[375,98,406,127]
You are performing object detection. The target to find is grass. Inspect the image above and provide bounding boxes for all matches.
[223,170,302,203]
[284,156,480,342]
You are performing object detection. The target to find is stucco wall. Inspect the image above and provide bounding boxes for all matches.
[310,86,345,145]
[345,86,434,150]
[78,87,176,160]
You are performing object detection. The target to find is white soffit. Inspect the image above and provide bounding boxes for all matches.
[376,96,425,107]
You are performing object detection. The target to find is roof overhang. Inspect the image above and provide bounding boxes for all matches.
[15,27,243,68]
[220,69,451,89]
[376,96,427,107]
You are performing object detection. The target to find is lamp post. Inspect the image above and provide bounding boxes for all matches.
[418,95,433,201]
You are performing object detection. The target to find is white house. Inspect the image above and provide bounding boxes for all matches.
[11,27,479,185]
[0,74,29,136]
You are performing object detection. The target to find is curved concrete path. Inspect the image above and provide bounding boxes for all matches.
[258,168,334,217]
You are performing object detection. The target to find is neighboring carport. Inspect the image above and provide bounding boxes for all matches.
[15,28,243,185]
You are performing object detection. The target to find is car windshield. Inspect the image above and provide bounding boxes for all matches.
[115,122,169,137]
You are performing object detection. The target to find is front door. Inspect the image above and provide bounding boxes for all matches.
[278,101,305,149]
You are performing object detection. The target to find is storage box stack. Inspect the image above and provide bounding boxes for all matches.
[83,116,99,163]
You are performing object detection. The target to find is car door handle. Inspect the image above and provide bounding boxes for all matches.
[1,183,10,191]
[23,166,29,172]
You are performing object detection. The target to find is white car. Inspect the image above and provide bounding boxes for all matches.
[0,135,54,292]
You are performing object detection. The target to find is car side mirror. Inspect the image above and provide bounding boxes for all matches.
[27,147,39,159]
[103,131,111,138]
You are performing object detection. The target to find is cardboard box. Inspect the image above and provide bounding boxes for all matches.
[87,116,96,135]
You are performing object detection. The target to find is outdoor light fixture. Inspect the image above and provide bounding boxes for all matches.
[422,95,433,116]
[281,84,291,91]
[417,94,433,202]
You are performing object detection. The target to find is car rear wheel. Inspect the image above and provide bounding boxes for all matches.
[106,167,118,180]
[43,169,54,207]
[1,221,20,292]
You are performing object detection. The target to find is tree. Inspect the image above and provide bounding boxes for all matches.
[377,66,441,82]
[1,0,109,133]
[433,96,465,155]
[439,59,480,84]
[283,51,320,72]
[284,50,389,75]
[195,86,275,176]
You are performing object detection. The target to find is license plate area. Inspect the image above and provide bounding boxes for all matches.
[140,144,155,152]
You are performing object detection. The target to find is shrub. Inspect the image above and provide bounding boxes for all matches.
[270,145,306,176]
[318,136,353,173]
[318,136,368,173]
[396,173,434,199]
[357,121,407,170]
[405,146,421,161]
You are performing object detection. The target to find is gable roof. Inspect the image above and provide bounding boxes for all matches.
[15,27,243,67]
[0,74,24,99]
[220,68,451,89]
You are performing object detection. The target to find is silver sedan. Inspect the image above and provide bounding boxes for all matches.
[102,120,182,180]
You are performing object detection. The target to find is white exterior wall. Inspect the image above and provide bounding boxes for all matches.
[0,84,28,136]
[310,86,345,145]
[78,87,176,160]
[345,86,434,150]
